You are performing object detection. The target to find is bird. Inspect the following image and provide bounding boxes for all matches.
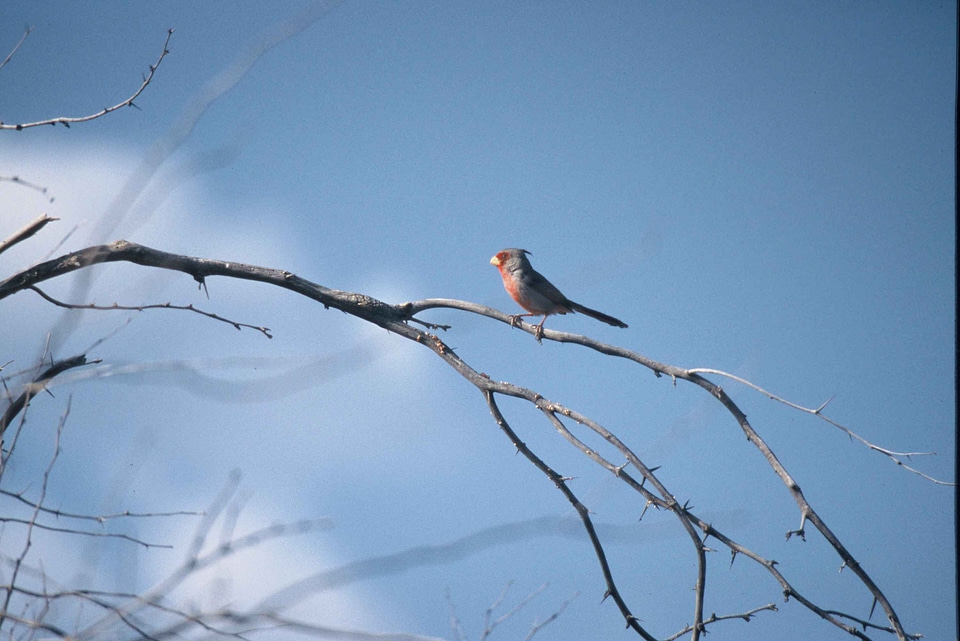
[489,248,627,338]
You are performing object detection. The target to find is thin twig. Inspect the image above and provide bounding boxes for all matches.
[80,474,332,639]
[445,587,469,641]
[686,368,953,486]
[663,604,779,641]
[522,592,578,641]
[0,399,69,630]
[0,30,174,130]
[0,176,54,203]
[480,582,549,641]
[0,26,32,72]
[28,285,273,338]
[0,516,172,548]
[0,489,200,522]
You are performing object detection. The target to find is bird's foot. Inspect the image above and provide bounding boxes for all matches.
[507,314,524,328]
[533,324,545,343]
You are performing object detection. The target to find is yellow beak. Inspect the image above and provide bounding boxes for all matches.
[489,255,501,266]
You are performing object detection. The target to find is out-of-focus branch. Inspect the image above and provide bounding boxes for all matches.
[0,399,69,630]
[79,474,334,640]
[0,30,174,131]
[0,27,32,72]
[0,176,54,203]
[446,582,573,641]
[28,3,339,358]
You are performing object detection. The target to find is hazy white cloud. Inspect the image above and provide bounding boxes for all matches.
[2,142,424,638]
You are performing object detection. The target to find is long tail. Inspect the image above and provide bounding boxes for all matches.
[568,301,628,328]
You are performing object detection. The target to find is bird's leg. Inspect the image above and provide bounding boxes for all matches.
[534,316,548,342]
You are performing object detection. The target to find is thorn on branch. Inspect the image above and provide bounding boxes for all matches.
[638,500,651,521]
[815,394,836,414]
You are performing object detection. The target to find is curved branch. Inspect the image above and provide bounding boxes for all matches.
[484,391,656,641]
[0,30,174,131]
[27,285,273,338]
[683,372,909,639]
[0,241,406,326]
[0,240,919,639]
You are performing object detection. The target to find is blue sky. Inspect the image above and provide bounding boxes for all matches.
[0,2,955,640]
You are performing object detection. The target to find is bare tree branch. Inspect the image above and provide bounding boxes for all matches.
[686,367,953,485]
[663,604,779,641]
[0,30,174,131]
[27,285,273,338]
[0,353,97,441]
[0,398,69,629]
[0,516,172,548]
[0,26,32,72]
[446,582,572,641]
[522,591,577,641]
[76,474,334,640]
[484,391,658,640]
[0,488,200,522]
[0,240,927,639]
[0,214,60,257]
[0,175,55,203]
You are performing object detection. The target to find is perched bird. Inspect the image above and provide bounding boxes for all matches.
[490,248,627,338]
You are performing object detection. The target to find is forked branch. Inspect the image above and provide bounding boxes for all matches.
[0,239,924,640]
[686,368,952,486]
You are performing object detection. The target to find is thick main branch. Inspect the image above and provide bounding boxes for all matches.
[0,240,913,640]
